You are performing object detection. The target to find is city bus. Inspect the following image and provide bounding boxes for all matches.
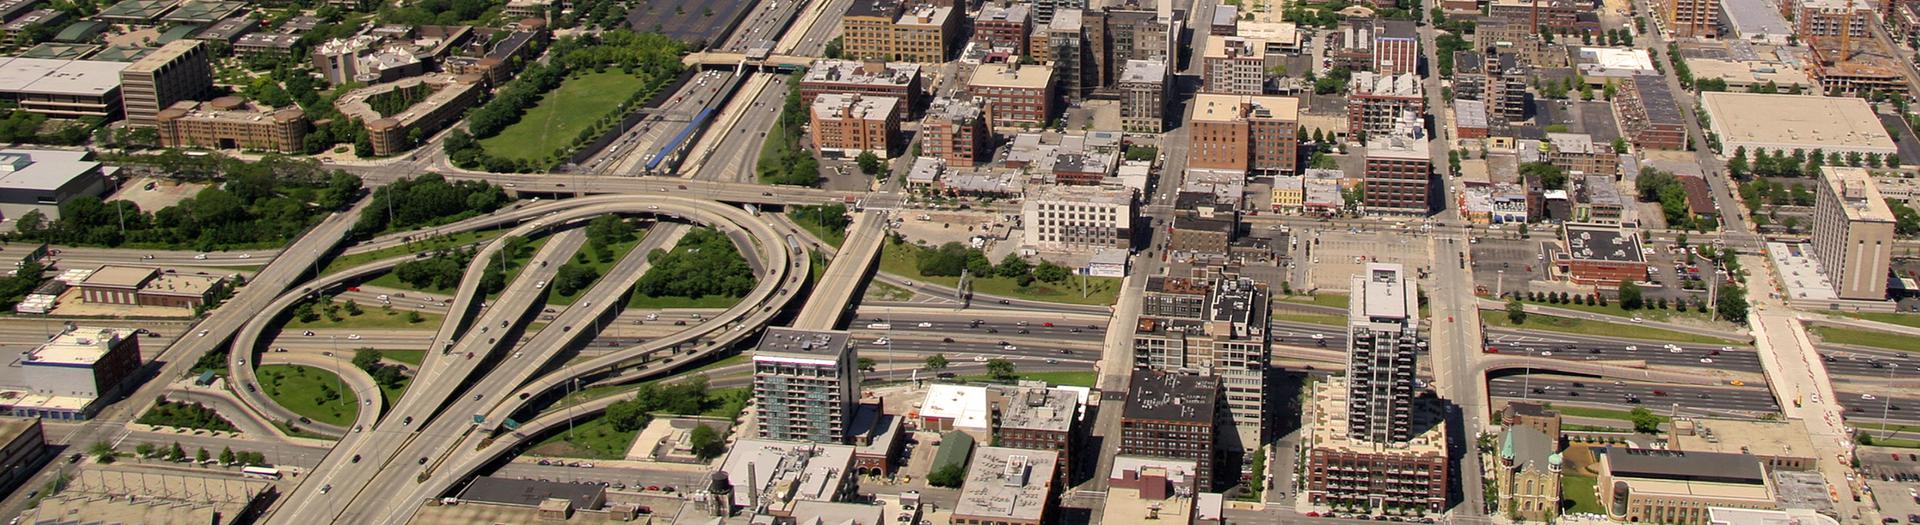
[241,466,281,479]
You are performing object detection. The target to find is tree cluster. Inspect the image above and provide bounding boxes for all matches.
[351,174,508,237]
[759,72,823,186]
[448,32,681,172]
[351,349,409,391]
[1634,167,1709,231]
[136,399,239,432]
[634,228,754,300]
[12,161,360,250]
[392,247,478,292]
[1519,162,1567,191]
[790,204,851,234]
[603,377,746,431]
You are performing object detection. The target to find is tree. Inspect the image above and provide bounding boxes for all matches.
[1506,299,1527,324]
[1034,261,1071,283]
[928,463,966,487]
[168,442,186,461]
[925,354,949,371]
[857,357,877,371]
[136,443,155,458]
[220,447,236,465]
[688,424,725,459]
[196,448,210,463]
[89,441,114,462]
[1629,407,1663,433]
[352,348,383,372]
[1619,280,1645,310]
[997,253,1031,278]
[986,358,1017,381]
[1717,284,1750,325]
[856,151,885,176]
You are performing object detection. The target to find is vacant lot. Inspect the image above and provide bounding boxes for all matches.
[480,72,647,162]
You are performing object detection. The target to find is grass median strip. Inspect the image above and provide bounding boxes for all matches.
[1811,326,1920,353]
[1485,312,1740,345]
[257,364,360,428]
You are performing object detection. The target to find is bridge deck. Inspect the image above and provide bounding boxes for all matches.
[792,212,884,330]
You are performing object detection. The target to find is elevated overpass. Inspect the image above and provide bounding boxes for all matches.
[792,211,887,329]
[681,51,816,71]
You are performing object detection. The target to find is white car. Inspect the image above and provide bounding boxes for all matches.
[194,253,208,260]
[535,281,547,289]
[1311,333,1325,340]
[347,334,362,341]
[873,337,890,345]
[917,322,932,328]
[1540,351,1552,356]
[1699,358,1714,364]
[646,313,659,321]
[1002,344,1017,351]
[238,253,252,259]
[1863,393,1877,400]
[975,355,990,362]
[1624,345,1638,351]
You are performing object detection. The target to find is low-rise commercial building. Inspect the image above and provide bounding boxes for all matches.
[809,93,899,158]
[234,32,300,60]
[1362,121,1432,216]
[0,148,111,226]
[78,265,224,308]
[713,438,857,516]
[1021,184,1134,252]
[17,466,273,525]
[0,56,127,119]
[1102,457,1217,525]
[1560,223,1647,285]
[1702,92,1897,157]
[1669,418,1818,472]
[952,447,1058,525]
[1684,58,1812,90]
[1596,448,1779,525]
[155,97,308,153]
[968,62,1054,127]
[0,418,47,497]
[0,326,142,420]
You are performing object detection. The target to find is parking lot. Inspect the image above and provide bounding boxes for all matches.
[1470,237,1549,297]
[624,0,752,45]
[1299,227,1432,291]
[1863,448,1920,523]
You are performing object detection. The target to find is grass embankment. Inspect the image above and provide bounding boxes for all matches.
[879,242,1120,306]
[323,229,506,275]
[548,234,647,306]
[1485,313,1740,345]
[256,364,360,427]
[284,308,442,331]
[479,71,648,161]
[958,371,1098,387]
[1810,326,1920,353]
[1836,311,1920,329]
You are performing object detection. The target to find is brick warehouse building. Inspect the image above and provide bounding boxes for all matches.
[1559,223,1649,285]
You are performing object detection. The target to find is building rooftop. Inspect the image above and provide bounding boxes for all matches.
[1602,447,1770,485]
[1564,223,1645,263]
[999,385,1079,434]
[978,2,1029,23]
[1050,7,1083,30]
[459,477,605,509]
[1376,19,1416,38]
[1702,92,1897,153]
[1685,58,1811,87]
[1722,0,1792,41]
[123,39,201,74]
[804,59,920,88]
[812,93,900,122]
[21,326,129,367]
[1307,377,1447,454]
[158,0,242,23]
[1122,370,1218,423]
[1355,262,1417,323]
[954,446,1058,522]
[0,56,126,96]
[0,148,100,192]
[788,501,888,525]
[921,384,991,430]
[719,439,855,510]
[1455,99,1487,129]
[236,31,300,49]
[1627,76,1685,124]
[1351,71,1422,97]
[1500,426,1559,472]
[1821,166,1895,223]
[969,62,1053,89]
[94,0,176,21]
[79,264,151,288]
[1119,59,1167,84]
[20,466,266,525]
[896,4,951,27]
[1203,35,1266,60]
[1710,508,1842,525]
[1027,183,1133,205]
[753,327,852,365]
[335,74,482,129]
[1670,417,1818,462]
[21,42,99,60]
[1575,47,1657,74]
[1192,93,1301,123]
[143,271,221,297]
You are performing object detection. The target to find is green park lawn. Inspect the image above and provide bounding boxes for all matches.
[1485,313,1740,346]
[1810,326,1920,353]
[382,350,425,366]
[479,71,648,161]
[284,308,442,331]
[1561,474,1603,514]
[256,364,360,428]
[789,211,848,248]
[323,229,505,276]
[878,242,1119,306]
[531,415,633,460]
[1279,293,1349,310]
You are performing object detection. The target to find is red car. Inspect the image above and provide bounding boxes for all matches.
[1043,322,1054,327]
[1485,346,1499,353]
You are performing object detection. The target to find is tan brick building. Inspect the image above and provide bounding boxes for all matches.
[968,62,1055,127]
[119,40,213,126]
[809,93,900,157]
[920,98,990,167]
[155,97,308,153]
[1187,93,1300,175]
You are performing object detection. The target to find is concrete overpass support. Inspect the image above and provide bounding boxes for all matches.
[792,212,886,329]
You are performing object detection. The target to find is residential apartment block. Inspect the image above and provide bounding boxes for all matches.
[1662,0,1719,37]
[1303,377,1449,514]
[1362,121,1432,215]
[1372,20,1418,75]
[1618,76,1688,150]
[1188,93,1300,175]
[1812,166,1896,301]
[1346,263,1423,444]
[810,93,900,157]
[1346,72,1424,140]
[155,97,308,153]
[969,62,1055,127]
[1201,36,1267,95]
[975,3,1032,54]
[841,0,956,63]
[1120,370,1222,490]
[1021,184,1134,252]
[752,328,859,444]
[920,98,991,167]
[1119,59,1168,133]
[799,60,922,109]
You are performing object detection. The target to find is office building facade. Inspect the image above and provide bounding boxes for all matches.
[1813,166,1896,300]
[119,40,212,126]
[920,98,990,167]
[1119,60,1169,133]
